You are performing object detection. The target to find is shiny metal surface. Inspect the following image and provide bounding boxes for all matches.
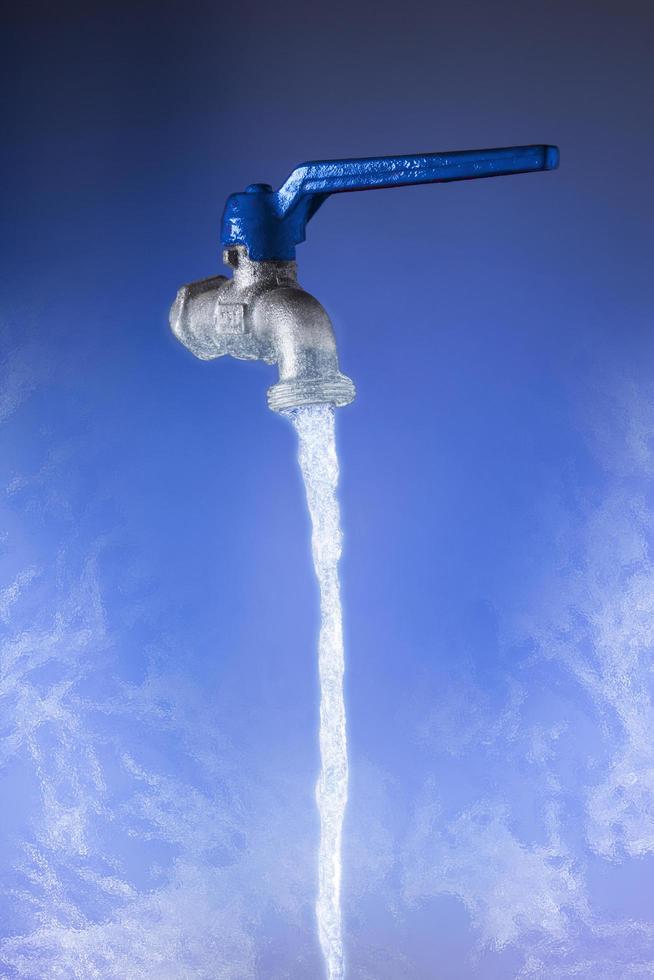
[169,247,355,412]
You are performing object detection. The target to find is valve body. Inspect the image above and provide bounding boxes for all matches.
[169,247,355,412]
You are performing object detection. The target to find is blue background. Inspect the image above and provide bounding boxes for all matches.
[2,1,654,976]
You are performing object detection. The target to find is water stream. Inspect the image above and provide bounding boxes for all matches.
[285,404,348,980]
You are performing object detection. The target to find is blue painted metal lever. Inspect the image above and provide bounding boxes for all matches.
[221,144,559,262]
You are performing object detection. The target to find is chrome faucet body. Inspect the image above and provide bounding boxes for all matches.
[170,145,559,411]
[170,246,355,412]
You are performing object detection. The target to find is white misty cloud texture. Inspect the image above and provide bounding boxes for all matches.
[404,795,585,951]
[402,379,654,975]
[516,382,654,862]
[0,552,317,979]
[0,343,317,979]
[4,328,654,979]
[0,340,46,424]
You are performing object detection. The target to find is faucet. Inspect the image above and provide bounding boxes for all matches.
[170,145,559,412]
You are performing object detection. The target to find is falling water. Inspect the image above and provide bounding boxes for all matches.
[285,404,348,980]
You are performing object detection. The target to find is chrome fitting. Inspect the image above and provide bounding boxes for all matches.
[169,247,355,412]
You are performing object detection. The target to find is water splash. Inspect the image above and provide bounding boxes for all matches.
[285,404,348,980]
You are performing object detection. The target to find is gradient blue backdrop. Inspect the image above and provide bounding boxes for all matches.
[2,1,654,977]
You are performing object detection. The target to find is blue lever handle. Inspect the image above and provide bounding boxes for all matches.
[221,144,559,262]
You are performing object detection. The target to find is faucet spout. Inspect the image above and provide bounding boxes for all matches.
[257,285,355,412]
[169,246,355,412]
